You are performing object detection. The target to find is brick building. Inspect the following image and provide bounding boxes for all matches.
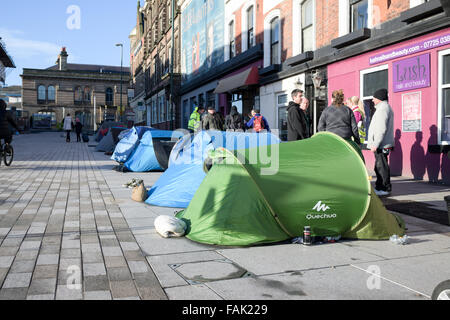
[129,0,181,129]
[21,48,130,130]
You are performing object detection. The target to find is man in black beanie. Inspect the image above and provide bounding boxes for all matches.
[367,88,394,197]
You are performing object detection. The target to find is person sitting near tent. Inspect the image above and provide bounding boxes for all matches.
[202,106,224,131]
[318,90,360,145]
[246,109,270,133]
[188,105,205,133]
[225,106,244,131]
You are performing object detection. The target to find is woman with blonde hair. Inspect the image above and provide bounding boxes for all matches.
[349,96,366,143]
[318,89,360,144]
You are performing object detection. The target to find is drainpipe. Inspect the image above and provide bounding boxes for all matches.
[169,0,176,130]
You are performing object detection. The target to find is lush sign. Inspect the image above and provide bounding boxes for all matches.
[181,0,224,85]
[393,53,430,93]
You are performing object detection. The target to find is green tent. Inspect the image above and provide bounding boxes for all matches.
[176,132,405,246]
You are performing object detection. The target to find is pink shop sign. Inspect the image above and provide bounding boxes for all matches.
[393,53,430,93]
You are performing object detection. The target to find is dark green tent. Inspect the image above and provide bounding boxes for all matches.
[177,132,405,246]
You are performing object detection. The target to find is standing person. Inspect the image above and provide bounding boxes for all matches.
[246,109,270,133]
[349,96,366,143]
[0,99,20,145]
[367,88,394,197]
[63,113,74,143]
[287,89,309,141]
[75,118,83,142]
[188,106,205,133]
[300,96,311,138]
[202,106,224,131]
[318,90,360,144]
[225,106,243,131]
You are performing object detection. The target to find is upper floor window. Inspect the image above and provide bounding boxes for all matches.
[38,85,46,101]
[229,20,236,59]
[105,87,114,105]
[270,17,280,65]
[247,6,255,49]
[84,87,91,102]
[439,49,450,143]
[350,0,368,32]
[75,86,83,102]
[302,0,314,52]
[48,86,55,101]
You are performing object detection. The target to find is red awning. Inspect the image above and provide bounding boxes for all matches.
[214,66,259,94]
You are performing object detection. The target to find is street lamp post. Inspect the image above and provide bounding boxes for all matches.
[312,70,323,135]
[116,43,124,122]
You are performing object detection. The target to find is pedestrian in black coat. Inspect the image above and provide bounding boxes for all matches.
[0,99,20,144]
[75,118,83,142]
[287,89,309,141]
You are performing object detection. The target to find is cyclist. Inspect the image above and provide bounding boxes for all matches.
[0,99,20,146]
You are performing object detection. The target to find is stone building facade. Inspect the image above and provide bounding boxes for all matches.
[129,0,181,129]
[21,48,130,130]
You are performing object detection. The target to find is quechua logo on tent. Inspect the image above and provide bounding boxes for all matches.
[306,201,337,220]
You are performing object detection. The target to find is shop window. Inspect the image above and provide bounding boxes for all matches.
[198,93,205,108]
[439,49,450,143]
[206,90,215,110]
[350,0,368,32]
[301,0,314,52]
[183,99,189,128]
[277,93,289,141]
[360,65,389,144]
[152,99,158,124]
[159,95,166,122]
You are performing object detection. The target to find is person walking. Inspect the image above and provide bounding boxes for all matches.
[202,106,224,131]
[63,113,74,143]
[246,109,270,133]
[287,89,309,141]
[75,118,83,142]
[318,89,360,144]
[188,105,205,133]
[225,106,244,131]
[0,99,20,145]
[367,88,394,197]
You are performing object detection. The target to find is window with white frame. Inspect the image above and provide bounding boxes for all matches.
[270,17,280,65]
[439,48,450,144]
[48,86,56,102]
[360,64,389,143]
[247,6,255,49]
[159,95,166,122]
[38,85,46,101]
[301,0,314,52]
[152,99,157,124]
[229,20,236,59]
[350,0,368,32]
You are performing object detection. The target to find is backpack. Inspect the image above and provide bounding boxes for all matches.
[253,116,264,132]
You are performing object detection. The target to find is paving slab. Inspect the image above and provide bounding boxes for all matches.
[217,243,385,276]
[165,284,223,300]
[206,267,429,300]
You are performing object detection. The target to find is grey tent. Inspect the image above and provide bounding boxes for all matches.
[95,130,115,152]
[96,127,127,153]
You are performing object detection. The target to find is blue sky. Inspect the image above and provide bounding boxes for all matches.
[1,0,140,86]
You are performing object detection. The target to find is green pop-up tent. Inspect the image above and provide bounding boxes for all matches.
[176,132,405,246]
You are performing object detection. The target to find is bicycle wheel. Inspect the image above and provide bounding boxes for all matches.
[3,144,13,166]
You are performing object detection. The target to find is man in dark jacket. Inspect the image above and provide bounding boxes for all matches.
[225,106,243,131]
[0,99,20,145]
[287,89,309,141]
[202,106,224,131]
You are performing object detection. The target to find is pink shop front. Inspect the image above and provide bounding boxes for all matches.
[328,28,450,184]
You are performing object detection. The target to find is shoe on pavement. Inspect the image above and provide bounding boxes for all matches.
[375,189,390,197]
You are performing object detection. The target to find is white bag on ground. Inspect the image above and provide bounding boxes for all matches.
[154,215,187,238]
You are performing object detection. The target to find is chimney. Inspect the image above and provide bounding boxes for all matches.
[58,47,68,71]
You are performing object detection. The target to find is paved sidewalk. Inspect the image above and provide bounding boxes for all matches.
[0,133,167,300]
[1,132,449,300]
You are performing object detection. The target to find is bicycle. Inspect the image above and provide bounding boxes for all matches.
[0,139,14,167]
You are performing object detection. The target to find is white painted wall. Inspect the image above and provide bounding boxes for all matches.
[259,73,306,131]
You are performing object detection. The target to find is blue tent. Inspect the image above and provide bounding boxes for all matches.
[111,126,154,163]
[124,130,183,172]
[146,131,281,208]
